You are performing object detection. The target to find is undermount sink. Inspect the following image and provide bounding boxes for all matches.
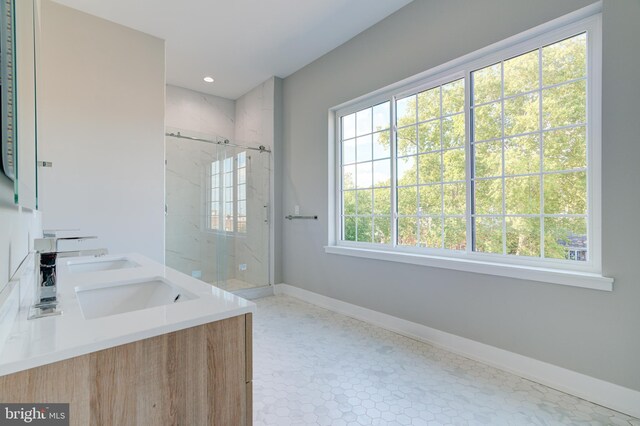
[66,257,139,273]
[75,277,197,320]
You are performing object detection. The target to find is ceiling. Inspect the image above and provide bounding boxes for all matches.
[51,0,413,100]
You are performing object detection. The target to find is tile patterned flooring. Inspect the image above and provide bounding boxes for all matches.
[253,295,639,426]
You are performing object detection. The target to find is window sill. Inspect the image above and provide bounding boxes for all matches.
[324,245,613,291]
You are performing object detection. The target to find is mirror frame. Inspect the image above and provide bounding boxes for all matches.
[1,0,17,182]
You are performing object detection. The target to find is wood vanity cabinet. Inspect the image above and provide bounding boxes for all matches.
[0,313,253,425]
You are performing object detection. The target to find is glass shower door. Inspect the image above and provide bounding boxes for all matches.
[165,129,270,291]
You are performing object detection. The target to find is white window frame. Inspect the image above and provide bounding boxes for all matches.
[326,3,613,291]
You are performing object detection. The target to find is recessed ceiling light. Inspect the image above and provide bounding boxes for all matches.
[203,76,214,83]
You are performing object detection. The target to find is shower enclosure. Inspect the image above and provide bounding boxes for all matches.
[165,128,271,292]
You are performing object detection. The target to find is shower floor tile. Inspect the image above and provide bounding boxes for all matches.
[253,295,638,426]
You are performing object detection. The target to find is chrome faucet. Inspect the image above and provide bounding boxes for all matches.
[28,236,108,320]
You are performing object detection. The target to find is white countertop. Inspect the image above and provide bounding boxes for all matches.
[0,253,256,376]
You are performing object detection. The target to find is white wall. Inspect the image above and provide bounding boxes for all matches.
[281,0,640,391]
[37,0,165,261]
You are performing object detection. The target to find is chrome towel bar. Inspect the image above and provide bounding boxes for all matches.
[285,215,318,220]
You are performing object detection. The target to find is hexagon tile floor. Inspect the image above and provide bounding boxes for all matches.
[252,295,639,426]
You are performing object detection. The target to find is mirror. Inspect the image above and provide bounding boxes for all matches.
[15,0,39,209]
[1,0,17,183]
[0,0,39,208]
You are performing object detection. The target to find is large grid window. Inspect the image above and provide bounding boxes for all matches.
[207,151,247,234]
[335,19,600,275]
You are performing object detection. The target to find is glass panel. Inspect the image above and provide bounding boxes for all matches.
[224,157,233,172]
[373,102,390,131]
[356,162,373,189]
[397,186,418,216]
[356,217,372,242]
[504,93,539,136]
[373,188,391,215]
[356,134,373,162]
[472,63,501,105]
[544,172,587,214]
[373,131,391,160]
[237,151,246,168]
[417,86,440,122]
[397,125,417,156]
[342,113,356,139]
[344,216,356,241]
[443,148,465,182]
[342,139,356,164]
[474,141,502,178]
[542,80,586,129]
[397,94,417,126]
[373,216,392,244]
[503,50,539,96]
[473,101,502,141]
[418,120,440,153]
[356,189,372,215]
[372,159,391,188]
[419,185,441,216]
[418,152,441,185]
[238,168,246,185]
[420,217,442,248]
[442,113,465,149]
[474,217,503,254]
[343,191,356,215]
[237,183,246,200]
[443,183,465,215]
[224,202,234,232]
[343,165,356,190]
[356,108,372,136]
[474,178,502,215]
[237,216,247,233]
[506,216,541,257]
[504,134,540,176]
[397,155,417,185]
[543,126,586,171]
[544,217,587,261]
[398,216,418,246]
[442,79,465,115]
[444,217,466,250]
[542,33,587,87]
[505,175,540,215]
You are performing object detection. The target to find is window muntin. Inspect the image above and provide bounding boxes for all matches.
[336,28,596,270]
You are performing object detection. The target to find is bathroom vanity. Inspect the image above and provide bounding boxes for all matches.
[0,254,255,425]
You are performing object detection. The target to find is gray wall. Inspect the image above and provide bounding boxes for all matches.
[281,0,640,391]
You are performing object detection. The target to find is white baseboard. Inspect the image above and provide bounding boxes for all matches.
[274,283,640,419]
